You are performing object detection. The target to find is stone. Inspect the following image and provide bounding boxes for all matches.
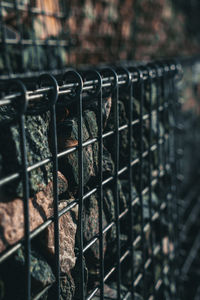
[59,273,76,300]
[56,97,112,194]
[57,110,98,193]
[0,171,68,252]
[0,246,55,299]
[102,180,130,274]
[0,110,52,198]
[82,192,107,288]
[83,193,107,261]
[0,170,77,299]
[47,272,75,300]
[41,200,78,274]
[104,99,138,168]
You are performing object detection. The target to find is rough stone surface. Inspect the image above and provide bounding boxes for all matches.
[0,246,55,299]
[59,273,75,300]
[0,171,68,252]
[42,200,78,274]
[0,109,52,198]
[56,97,112,194]
[83,192,107,285]
[57,110,98,192]
[84,193,107,261]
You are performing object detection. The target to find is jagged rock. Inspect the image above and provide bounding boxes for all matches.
[47,272,75,300]
[0,171,68,252]
[56,97,112,194]
[57,110,98,193]
[0,246,55,299]
[59,273,76,300]
[0,110,52,198]
[104,99,138,168]
[0,171,77,299]
[84,193,107,261]
[41,200,78,274]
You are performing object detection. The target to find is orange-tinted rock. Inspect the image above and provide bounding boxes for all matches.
[43,201,78,273]
[0,171,68,252]
[0,170,78,289]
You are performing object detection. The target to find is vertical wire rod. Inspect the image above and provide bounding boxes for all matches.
[128,76,135,300]
[113,72,121,300]
[171,72,180,299]
[155,64,165,296]
[146,65,156,298]
[19,114,31,300]
[93,70,104,300]
[167,67,178,300]
[76,73,85,299]
[98,86,104,300]
[11,80,31,300]
[51,104,60,299]
[100,66,121,299]
[130,66,146,299]
[139,71,146,299]
[37,74,60,299]
[63,70,86,299]
[117,66,136,300]
[160,64,173,299]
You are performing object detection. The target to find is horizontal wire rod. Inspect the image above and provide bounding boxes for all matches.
[0,64,176,106]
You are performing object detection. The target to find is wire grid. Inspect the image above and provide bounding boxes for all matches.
[0,59,182,299]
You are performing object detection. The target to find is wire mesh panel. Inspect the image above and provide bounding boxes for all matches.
[0,58,185,300]
[1,1,200,300]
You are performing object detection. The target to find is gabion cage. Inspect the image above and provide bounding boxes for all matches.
[0,1,200,300]
[0,58,185,300]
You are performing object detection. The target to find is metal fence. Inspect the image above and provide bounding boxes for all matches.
[0,1,200,300]
[0,59,186,300]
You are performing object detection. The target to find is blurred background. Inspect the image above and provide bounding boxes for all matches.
[0,0,200,73]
